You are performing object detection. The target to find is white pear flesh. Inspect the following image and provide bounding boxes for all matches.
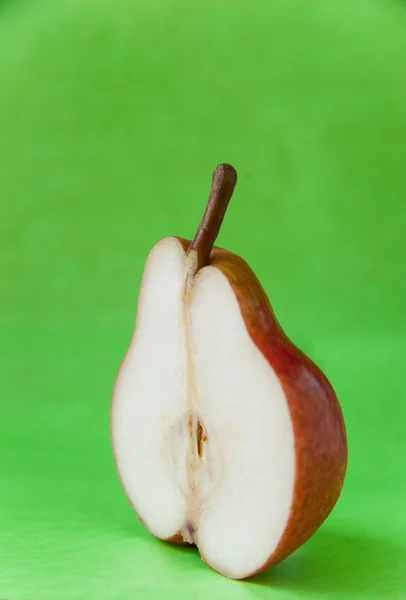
[111,236,295,580]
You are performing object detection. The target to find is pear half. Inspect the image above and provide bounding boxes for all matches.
[111,164,347,580]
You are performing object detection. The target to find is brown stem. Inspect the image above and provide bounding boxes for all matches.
[188,163,237,271]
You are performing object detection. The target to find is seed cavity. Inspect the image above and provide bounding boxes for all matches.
[197,420,203,458]
[187,413,207,459]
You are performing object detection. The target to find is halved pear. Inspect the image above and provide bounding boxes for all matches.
[111,164,347,580]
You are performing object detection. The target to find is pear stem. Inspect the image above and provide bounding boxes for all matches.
[188,163,237,271]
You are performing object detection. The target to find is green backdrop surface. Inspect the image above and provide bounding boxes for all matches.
[0,0,405,598]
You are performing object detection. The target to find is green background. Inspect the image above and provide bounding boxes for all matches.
[0,0,405,598]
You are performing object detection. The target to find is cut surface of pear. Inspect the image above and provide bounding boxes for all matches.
[112,237,295,579]
[111,164,347,580]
